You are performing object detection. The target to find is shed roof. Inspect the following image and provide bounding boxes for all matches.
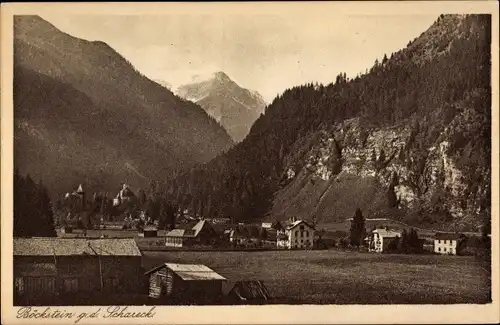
[435,233,462,240]
[372,229,401,238]
[145,263,226,281]
[15,262,57,276]
[286,220,315,230]
[165,220,212,238]
[227,281,271,300]
[13,238,141,256]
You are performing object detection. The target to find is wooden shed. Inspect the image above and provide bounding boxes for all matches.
[13,237,143,305]
[145,263,226,304]
[142,226,158,238]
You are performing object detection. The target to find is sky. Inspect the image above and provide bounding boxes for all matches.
[41,13,438,102]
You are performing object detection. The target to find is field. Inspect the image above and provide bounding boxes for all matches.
[142,250,491,304]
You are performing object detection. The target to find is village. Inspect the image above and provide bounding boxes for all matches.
[13,183,491,306]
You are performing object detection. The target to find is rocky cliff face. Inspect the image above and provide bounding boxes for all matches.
[275,96,490,232]
[169,15,491,231]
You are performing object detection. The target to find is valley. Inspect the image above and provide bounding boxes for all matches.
[10,11,493,309]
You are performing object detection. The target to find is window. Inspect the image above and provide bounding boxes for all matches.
[295,231,298,237]
[444,247,447,252]
[438,247,441,252]
[105,277,120,292]
[306,231,309,237]
[301,231,304,237]
[156,274,162,287]
[15,277,24,294]
[62,278,79,293]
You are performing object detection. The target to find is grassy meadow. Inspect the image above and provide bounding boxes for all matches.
[142,250,491,304]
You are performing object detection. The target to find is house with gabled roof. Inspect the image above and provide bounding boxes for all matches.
[164,219,218,247]
[276,219,315,249]
[368,228,402,253]
[13,237,143,305]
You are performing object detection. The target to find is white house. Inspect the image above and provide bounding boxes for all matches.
[369,228,402,253]
[276,220,315,249]
[434,233,460,255]
[261,222,273,229]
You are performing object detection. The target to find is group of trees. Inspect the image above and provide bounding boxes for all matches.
[347,207,427,254]
[14,169,56,237]
[163,15,491,228]
[386,228,424,254]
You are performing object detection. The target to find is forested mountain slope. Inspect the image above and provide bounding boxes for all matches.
[14,16,233,195]
[164,15,491,231]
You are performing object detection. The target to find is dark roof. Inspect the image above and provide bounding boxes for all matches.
[13,238,141,256]
[15,262,57,276]
[435,233,462,240]
[227,281,271,300]
[165,220,212,238]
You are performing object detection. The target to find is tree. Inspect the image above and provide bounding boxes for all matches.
[137,188,147,206]
[457,234,468,255]
[349,208,366,247]
[408,228,422,253]
[165,201,177,230]
[248,225,260,239]
[387,186,398,208]
[14,173,56,237]
[398,229,409,253]
[259,227,268,240]
[382,54,388,65]
[378,148,386,164]
[272,221,284,232]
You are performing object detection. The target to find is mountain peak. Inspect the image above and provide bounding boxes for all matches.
[213,71,231,83]
[175,71,267,142]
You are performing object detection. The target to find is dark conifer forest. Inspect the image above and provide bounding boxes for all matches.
[14,170,57,237]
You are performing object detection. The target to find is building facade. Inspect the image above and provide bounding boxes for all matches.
[368,228,402,253]
[276,220,315,249]
[13,237,143,305]
[434,233,460,255]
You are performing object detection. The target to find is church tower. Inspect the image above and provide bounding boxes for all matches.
[76,184,86,211]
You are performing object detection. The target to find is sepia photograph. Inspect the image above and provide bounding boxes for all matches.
[1,1,499,324]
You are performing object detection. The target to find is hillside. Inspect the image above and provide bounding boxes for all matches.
[166,14,491,232]
[175,72,267,142]
[14,16,233,196]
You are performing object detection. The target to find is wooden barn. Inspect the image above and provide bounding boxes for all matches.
[13,237,143,305]
[145,263,226,304]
